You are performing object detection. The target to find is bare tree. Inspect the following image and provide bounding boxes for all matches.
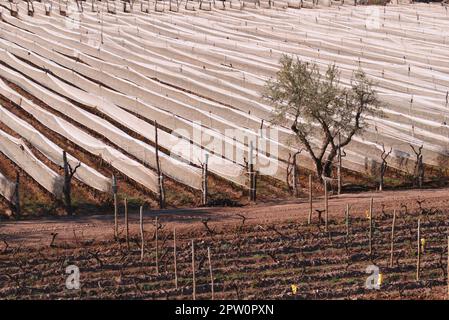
[410,144,424,188]
[263,56,381,182]
[62,151,81,216]
[379,144,392,192]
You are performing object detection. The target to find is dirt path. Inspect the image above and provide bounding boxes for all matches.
[1,187,448,248]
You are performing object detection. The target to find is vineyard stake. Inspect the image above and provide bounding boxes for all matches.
[416,219,421,281]
[155,216,159,276]
[124,198,129,249]
[173,228,178,289]
[345,204,350,237]
[207,247,214,300]
[369,197,373,257]
[390,209,396,267]
[112,174,118,240]
[324,179,328,232]
[140,206,144,262]
[248,141,256,202]
[308,174,312,225]
[155,121,165,209]
[337,133,342,195]
[202,154,209,206]
[192,239,196,300]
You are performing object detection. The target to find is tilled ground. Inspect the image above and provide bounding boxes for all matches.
[1,188,449,299]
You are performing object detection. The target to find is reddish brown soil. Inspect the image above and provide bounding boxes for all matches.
[1,187,448,299]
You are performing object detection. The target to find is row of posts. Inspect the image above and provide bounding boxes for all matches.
[115,197,449,299]
[112,202,215,299]
[8,142,330,217]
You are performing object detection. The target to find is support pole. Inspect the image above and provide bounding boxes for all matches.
[155,121,165,209]
[369,197,373,257]
[207,247,214,300]
[337,133,342,195]
[390,209,396,267]
[324,179,329,232]
[248,141,256,202]
[345,204,350,237]
[63,151,72,216]
[124,198,129,249]
[191,239,196,300]
[308,174,312,225]
[174,228,178,289]
[202,154,209,206]
[155,216,159,276]
[416,219,421,281]
[112,174,118,239]
[140,206,145,262]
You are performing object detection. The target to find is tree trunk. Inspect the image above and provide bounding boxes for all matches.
[63,151,72,216]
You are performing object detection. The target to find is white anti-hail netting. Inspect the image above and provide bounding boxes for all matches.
[0,64,161,193]
[0,170,16,203]
[0,127,64,198]
[4,32,284,174]
[0,23,274,181]
[1,2,448,177]
[0,79,112,193]
[0,50,208,189]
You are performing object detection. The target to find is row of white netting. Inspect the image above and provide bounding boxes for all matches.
[0,16,283,180]
[0,126,64,198]
[6,2,447,173]
[0,49,209,189]
[0,63,162,193]
[0,79,112,193]
[1,1,448,180]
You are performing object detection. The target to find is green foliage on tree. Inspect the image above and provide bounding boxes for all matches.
[263,55,381,181]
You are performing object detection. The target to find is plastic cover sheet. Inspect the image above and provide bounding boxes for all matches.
[1,3,448,173]
[0,128,64,198]
[0,37,250,184]
[0,30,287,179]
[0,66,160,193]
[0,54,204,189]
[0,81,112,193]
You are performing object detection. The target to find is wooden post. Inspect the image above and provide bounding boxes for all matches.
[63,151,72,216]
[174,228,178,289]
[253,168,257,202]
[140,206,144,261]
[202,154,209,206]
[337,133,342,195]
[155,216,159,276]
[155,121,165,209]
[14,172,20,216]
[345,204,349,237]
[447,235,449,298]
[191,239,196,300]
[248,141,255,202]
[308,174,312,225]
[207,247,214,300]
[390,210,396,267]
[112,174,118,239]
[369,197,373,256]
[124,198,129,249]
[324,179,328,232]
[416,219,421,281]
